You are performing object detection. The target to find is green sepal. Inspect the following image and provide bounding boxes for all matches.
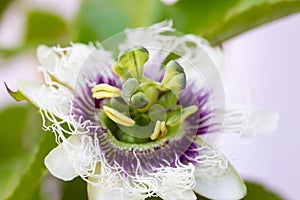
[5,83,26,102]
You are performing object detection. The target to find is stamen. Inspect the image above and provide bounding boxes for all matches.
[150,120,168,140]
[103,106,135,127]
[92,84,120,99]
[92,91,120,99]
[150,120,162,140]
[159,121,168,138]
[92,83,120,93]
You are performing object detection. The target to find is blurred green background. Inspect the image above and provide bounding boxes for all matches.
[1,0,299,199]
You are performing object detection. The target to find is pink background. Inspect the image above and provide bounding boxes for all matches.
[0,1,299,199]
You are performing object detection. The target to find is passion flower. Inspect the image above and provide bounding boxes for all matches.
[7,21,278,200]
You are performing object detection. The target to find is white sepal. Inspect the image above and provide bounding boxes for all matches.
[157,189,196,200]
[194,163,246,200]
[192,137,246,199]
[44,135,86,181]
[245,109,279,136]
[223,106,279,137]
[88,184,126,200]
[17,80,72,121]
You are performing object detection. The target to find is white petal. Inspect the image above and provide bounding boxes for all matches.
[87,164,136,200]
[88,184,126,200]
[158,189,197,200]
[37,44,114,89]
[160,0,178,5]
[17,80,46,107]
[223,106,279,137]
[246,110,279,136]
[194,164,246,200]
[221,61,279,137]
[181,190,197,200]
[37,45,60,74]
[44,135,82,181]
[17,80,71,120]
[37,44,93,88]
[192,137,246,199]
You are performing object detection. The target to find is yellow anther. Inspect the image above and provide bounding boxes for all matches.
[92,91,120,99]
[92,84,120,93]
[150,121,162,140]
[92,84,120,99]
[150,121,168,140]
[103,106,135,127]
[159,121,168,138]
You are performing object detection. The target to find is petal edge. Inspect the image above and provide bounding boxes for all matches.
[194,164,246,200]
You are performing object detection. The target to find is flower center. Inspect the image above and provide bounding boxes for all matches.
[92,47,198,144]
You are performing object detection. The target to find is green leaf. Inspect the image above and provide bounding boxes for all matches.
[74,0,300,46]
[73,0,129,42]
[203,0,300,45]
[0,105,40,199]
[73,0,161,42]
[61,177,88,200]
[0,0,14,19]
[6,132,56,200]
[25,10,69,46]
[0,105,39,162]
[195,192,209,200]
[0,155,33,200]
[0,47,26,59]
[161,0,300,45]
[161,0,238,37]
[243,181,284,200]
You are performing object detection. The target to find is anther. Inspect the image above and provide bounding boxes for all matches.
[103,106,135,127]
[150,120,168,140]
[92,84,120,99]
[159,121,168,138]
[150,121,162,140]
